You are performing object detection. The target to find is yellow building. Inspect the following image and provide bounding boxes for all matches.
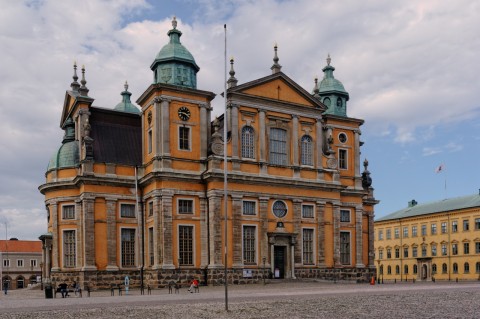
[39,18,378,288]
[375,194,480,282]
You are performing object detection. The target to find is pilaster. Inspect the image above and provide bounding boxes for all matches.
[106,198,118,271]
[292,115,299,167]
[82,198,97,270]
[316,201,326,267]
[161,190,175,269]
[333,203,341,266]
[208,193,223,268]
[232,194,243,267]
[259,197,269,262]
[355,206,365,268]
[50,203,59,271]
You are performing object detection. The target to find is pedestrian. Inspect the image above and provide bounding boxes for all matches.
[187,277,199,293]
[59,281,68,298]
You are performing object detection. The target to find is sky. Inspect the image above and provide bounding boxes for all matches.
[0,0,479,240]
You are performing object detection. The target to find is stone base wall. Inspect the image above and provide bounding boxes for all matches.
[49,267,375,289]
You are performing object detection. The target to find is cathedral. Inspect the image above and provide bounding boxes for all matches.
[39,18,378,288]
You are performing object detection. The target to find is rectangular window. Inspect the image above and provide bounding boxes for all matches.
[412,225,417,237]
[269,128,287,165]
[148,129,152,154]
[422,245,427,257]
[476,242,480,254]
[302,229,314,264]
[338,149,347,170]
[121,228,136,267]
[431,223,437,235]
[452,243,458,255]
[378,230,383,240]
[340,232,350,265]
[386,229,391,240]
[387,248,392,259]
[441,244,447,256]
[452,221,458,233]
[403,247,408,258]
[148,201,153,217]
[120,204,136,218]
[178,199,194,214]
[403,227,408,238]
[475,218,480,230]
[17,259,24,267]
[3,259,9,267]
[340,209,350,222]
[63,230,76,268]
[179,126,190,150]
[243,201,257,216]
[62,205,75,219]
[464,220,470,231]
[412,247,418,257]
[421,225,427,236]
[464,242,470,255]
[394,228,400,239]
[148,227,154,266]
[243,226,256,264]
[179,225,193,265]
[441,222,447,234]
[431,245,437,256]
[379,250,383,259]
[302,204,314,218]
[30,259,37,267]
[395,248,400,258]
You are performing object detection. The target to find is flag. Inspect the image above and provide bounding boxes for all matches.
[435,163,445,173]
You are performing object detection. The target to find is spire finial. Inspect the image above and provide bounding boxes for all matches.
[124,80,129,92]
[327,54,331,66]
[313,76,320,98]
[78,65,89,96]
[227,57,238,88]
[70,61,80,92]
[271,42,282,74]
[172,16,177,29]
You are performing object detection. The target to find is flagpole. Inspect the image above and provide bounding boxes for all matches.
[223,23,229,312]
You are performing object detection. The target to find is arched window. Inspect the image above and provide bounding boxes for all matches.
[404,265,408,274]
[241,126,255,159]
[395,265,400,274]
[432,263,437,274]
[300,135,313,166]
[387,265,392,274]
[442,263,448,274]
[16,276,24,289]
[453,263,458,274]
[464,262,470,273]
[413,264,418,274]
[323,97,331,107]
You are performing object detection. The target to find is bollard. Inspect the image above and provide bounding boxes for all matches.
[456,278,458,283]
[394,278,396,284]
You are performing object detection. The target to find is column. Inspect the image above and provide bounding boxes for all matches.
[199,197,209,267]
[315,119,324,179]
[259,109,266,163]
[232,194,243,267]
[259,197,269,263]
[368,211,375,267]
[75,200,84,268]
[230,104,239,159]
[160,97,170,156]
[106,198,118,271]
[50,203,59,271]
[291,244,296,279]
[161,190,175,269]
[82,198,97,270]
[332,203,341,266]
[153,195,161,269]
[292,199,302,264]
[316,201,326,267]
[292,115,299,167]
[199,103,208,160]
[355,206,365,268]
[208,192,223,268]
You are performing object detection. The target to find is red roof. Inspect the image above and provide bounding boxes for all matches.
[0,240,42,253]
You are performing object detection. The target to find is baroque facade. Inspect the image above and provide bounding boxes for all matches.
[39,18,377,288]
[374,193,480,282]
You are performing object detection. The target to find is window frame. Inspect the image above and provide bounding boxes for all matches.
[241,126,255,159]
[120,228,136,268]
[62,204,75,220]
[300,135,313,166]
[63,229,76,268]
[339,231,351,265]
[120,203,136,218]
[178,225,194,266]
[340,209,351,223]
[242,200,257,216]
[301,204,314,219]
[302,228,315,265]
[178,126,191,151]
[242,225,257,264]
[269,127,288,165]
[338,149,348,170]
[177,198,194,215]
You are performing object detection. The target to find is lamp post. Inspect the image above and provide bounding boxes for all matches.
[377,259,381,284]
[333,257,337,284]
[3,221,8,294]
[262,257,266,285]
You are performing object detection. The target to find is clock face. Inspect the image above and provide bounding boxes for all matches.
[178,107,191,121]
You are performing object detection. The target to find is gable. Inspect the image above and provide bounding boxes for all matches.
[241,78,315,107]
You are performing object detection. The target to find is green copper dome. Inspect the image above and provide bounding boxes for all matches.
[151,17,199,89]
[114,82,140,114]
[314,55,349,117]
[47,117,80,171]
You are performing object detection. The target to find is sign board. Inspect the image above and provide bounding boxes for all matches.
[243,269,253,278]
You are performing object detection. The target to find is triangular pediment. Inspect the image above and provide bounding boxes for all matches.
[60,91,94,127]
[229,72,325,111]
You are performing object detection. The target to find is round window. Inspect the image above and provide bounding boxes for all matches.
[272,201,287,218]
[338,133,347,143]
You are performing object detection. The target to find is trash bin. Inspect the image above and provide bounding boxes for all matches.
[45,285,53,299]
